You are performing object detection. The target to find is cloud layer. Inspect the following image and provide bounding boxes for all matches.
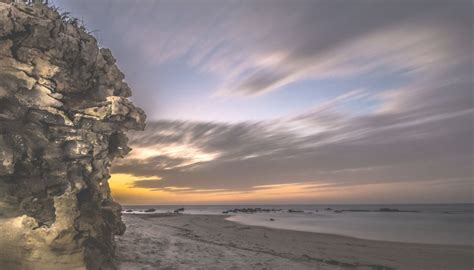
[112,73,472,201]
[96,0,471,98]
[58,0,471,102]
[56,0,472,203]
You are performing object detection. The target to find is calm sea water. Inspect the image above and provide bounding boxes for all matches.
[123,204,473,246]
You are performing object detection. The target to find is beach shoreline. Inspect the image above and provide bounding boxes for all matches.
[116,213,473,270]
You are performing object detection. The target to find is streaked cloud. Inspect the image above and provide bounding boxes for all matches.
[55,0,472,203]
[112,67,473,202]
[58,0,471,103]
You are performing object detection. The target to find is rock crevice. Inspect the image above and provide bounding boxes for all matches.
[0,2,145,269]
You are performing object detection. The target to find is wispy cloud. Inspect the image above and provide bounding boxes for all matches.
[84,0,470,97]
[57,0,472,203]
[57,0,472,126]
[112,67,473,201]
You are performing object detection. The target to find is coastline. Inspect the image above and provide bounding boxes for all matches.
[116,214,473,270]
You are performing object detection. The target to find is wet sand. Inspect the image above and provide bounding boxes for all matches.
[116,214,473,270]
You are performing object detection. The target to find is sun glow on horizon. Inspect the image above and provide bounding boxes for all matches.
[108,173,466,205]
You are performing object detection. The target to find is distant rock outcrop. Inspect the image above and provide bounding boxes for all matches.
[0,2,145,269]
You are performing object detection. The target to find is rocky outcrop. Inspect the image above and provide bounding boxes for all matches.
[0,2,145,269]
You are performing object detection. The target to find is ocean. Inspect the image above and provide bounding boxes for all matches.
[123,204,473,246]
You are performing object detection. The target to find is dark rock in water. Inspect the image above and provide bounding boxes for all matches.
[269,218,275,221]
[328,208,419,214]
[174,207,185,213]
[125,209,134,213]
[0,2,146,269]
[379,208,400,212]
[377,208,419,213]
[222,208,283,214]
[144,208,156,213]
[288,209,304,213]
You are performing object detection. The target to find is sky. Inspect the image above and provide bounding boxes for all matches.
[55,0,473,205]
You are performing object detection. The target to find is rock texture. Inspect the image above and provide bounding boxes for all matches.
[0,2,145,269]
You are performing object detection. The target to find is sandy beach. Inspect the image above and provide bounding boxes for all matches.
[116,214,473,270]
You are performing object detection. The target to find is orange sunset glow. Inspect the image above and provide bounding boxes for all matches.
[109,173,470,205]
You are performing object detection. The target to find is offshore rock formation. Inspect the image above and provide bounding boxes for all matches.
[0,2,145,269]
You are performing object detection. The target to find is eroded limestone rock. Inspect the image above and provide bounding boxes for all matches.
[0,2,146,269]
